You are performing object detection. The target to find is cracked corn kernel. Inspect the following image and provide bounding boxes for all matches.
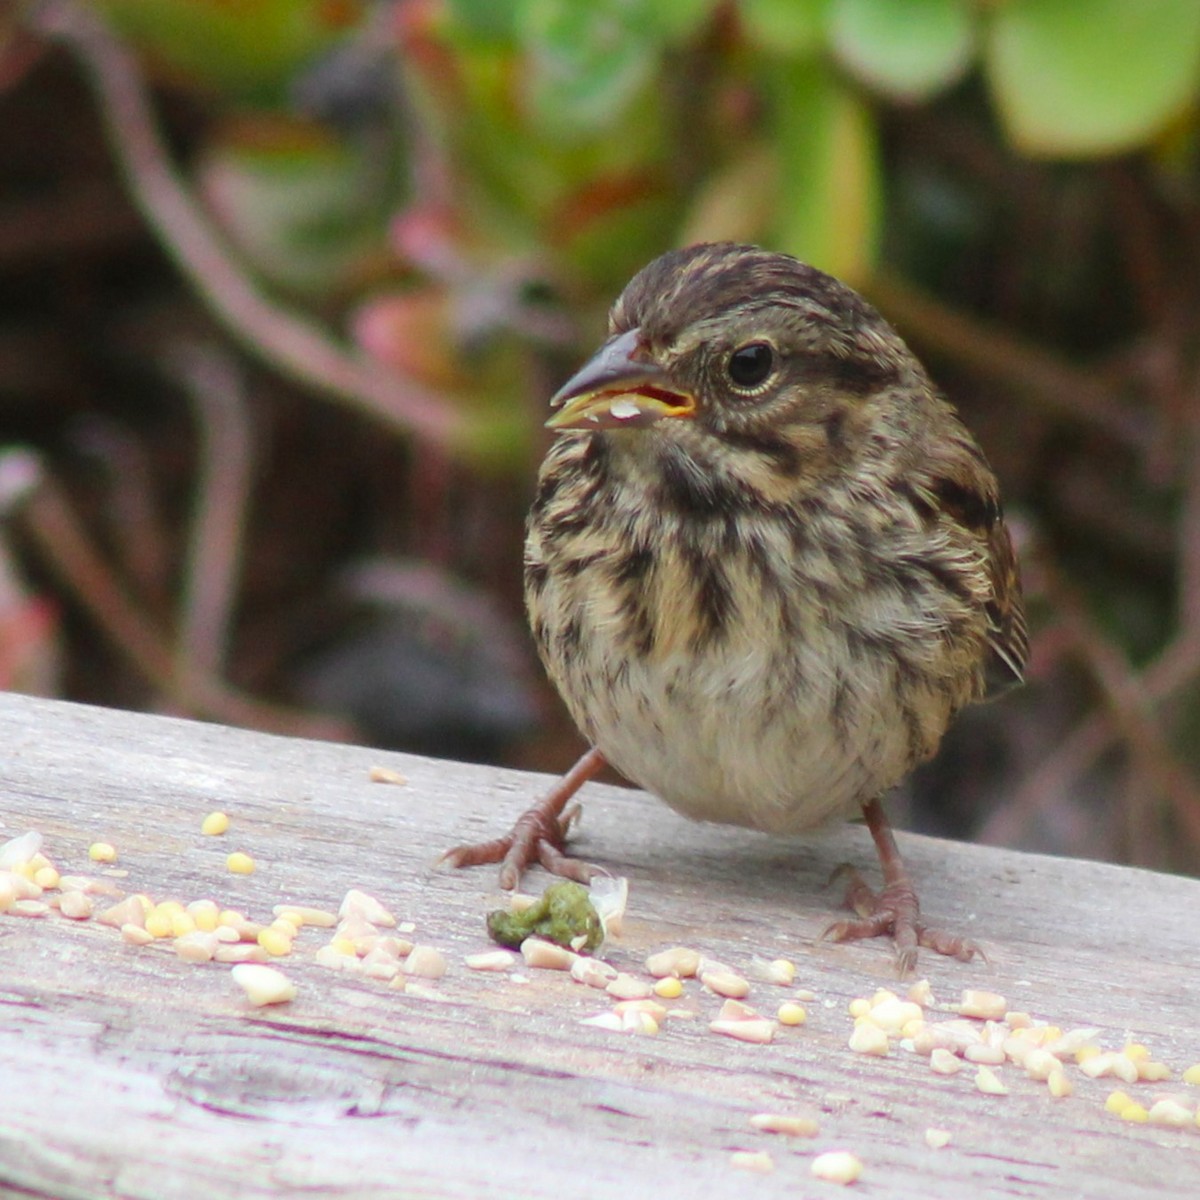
[1181,1063,1200,1086]
[930,1048,962,1076]
[1147,1099,1193,1128]
[958,990,1006,1020]
[231,963,295,1007]
[1105,1091,1134,1115]
[848,998,871,1019]
[121,922,153,945]
[58,891,92,919]
[1137,1061,1171,1082]
[226,852,255,875]
[777,1002,807,1026]
[1120,1103,1149,1124]
[710,1017,775,1044]
[653,976,683,1000]
[811,1151,862,1185]
[33,866,59,889]
[730,1151,774,1173]
[170,912,197,938]
[88,842,117,864]
[144,909,174,938]
[201,811,229,836]
[701,970,750,1000]
[924,1128,952,1149]
[1047,1068,1072,1098]
[848,1023,889,1056]
[749,1113,819,1137]
[974,1066,1008,1095]
[257,927,293,957]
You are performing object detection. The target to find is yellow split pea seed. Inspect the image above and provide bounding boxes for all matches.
[88,842,117,863]
[201,811,230,836]
[226,852,256,875]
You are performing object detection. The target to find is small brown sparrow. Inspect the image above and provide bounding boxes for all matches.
[444,242,1027,973]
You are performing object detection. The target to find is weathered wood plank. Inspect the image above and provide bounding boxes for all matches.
[1,692,1198,1199]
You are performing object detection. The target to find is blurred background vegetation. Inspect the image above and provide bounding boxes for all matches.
[3,0,1200,876]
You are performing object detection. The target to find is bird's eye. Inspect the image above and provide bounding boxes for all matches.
[727,342,774,391]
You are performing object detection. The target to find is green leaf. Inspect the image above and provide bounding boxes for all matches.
[445,0,521,41]
[830,0,976,101]
[767,60,880,284]
[739,0,829,55]
[985,0,1200,158]
[517,0,661,138]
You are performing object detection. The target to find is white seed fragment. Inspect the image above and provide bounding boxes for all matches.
[1109,1054,1140,1085]
[974,1066,1008,1095]
[58,890,93,919]
[272,904,338,928]
[924,1128,952,1149]
[338,888,396,928]
[908,978,935,1006]
[580,1012,624,1032]
[653,976,684,1000]
[120,922,154,946]
[716,998,759,1022]
[465,949,517,972]
[0,831,42,869]
[1147,1099,1194,1128]
[811,1151,862,1185]
[403,945,447,979]
[958,989,1006,1020]
[231,963,296,1006]
[9,899,49,917]
[361,949,402,980]
[701,969,751,1000]
[368,765,408,785]
[621,1010,659,1035]
[97,896,145,929]
[778,1002,807,1026]
[521,937,578,971]
[848,1023,889,1056]
[1047,1068,1073,1098]
[88,842,117,864]
[644,946,701,979]
[749,1113,819,1137]
[1023,1049,1063,1081]
[750,956,796,986]
[930,1048,962,1075]
[868,998,924,1033]
[174,931,219,962]
[730,1150,774,1173]
[1,870,43,901]
[570,956,619,988]
[1079,1052,1117,1079]
[710,1017,775,1044]
[964,1043,1006,1066]
[214,943,269,964]
[606,972,653,1000]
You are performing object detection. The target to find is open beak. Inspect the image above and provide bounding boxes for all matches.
[546,327,696,431]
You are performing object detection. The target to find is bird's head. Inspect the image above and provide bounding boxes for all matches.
[547,243,921,456]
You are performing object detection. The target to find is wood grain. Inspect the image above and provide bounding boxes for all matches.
[1,692,1198,1198]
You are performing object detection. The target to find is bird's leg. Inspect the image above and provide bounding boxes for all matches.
[439,747,606,890]
[823,798,982,975]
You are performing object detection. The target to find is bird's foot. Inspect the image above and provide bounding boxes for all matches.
[822,865,982,976]
[438,747,605,890]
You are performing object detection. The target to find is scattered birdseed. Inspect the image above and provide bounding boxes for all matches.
[1046,1068,1072,1098]
[908,979,935,1006]
[174,931,218,962]
[368,765,408,785]
[200,811,229,836]
[974,1066,1008,1095]
[867,998,924,1034]
[1120,1103,1149,1124]
[58,891,93,919]
[748,1113,819,1137]
[88,842,117,864]
[1023,1049,1062,1080]
[215,943,269,964]
[752,957,795,986]
[521,937,577,971]
[710,1017,775,1044]
[958,990,1006,1020]
[226,852,255,875]
[621,1010,659,1035]
[848,1023,889,1057]
[1105,1090,1134,1115]
[848,997,871,1019]
[33,865,59,889]
[1147,1099,1194,1128]
[257,927,293,957]
[653,976,684,1000]
[465,949,517,971]
[701,970,750,1000]
[361,949,401,981]
[606,972,653,1001]
[730,1151,774,1173]
[10,899,49,917]
[645,946,701,979]
[571,957,619,988]
[964,1044,1006,1066]
[581,1012,624,1032]
[231,963,295,1007]
[1183,1064,1200,1086]
[930,1048,962,1076]
[1138,1061,1171,1082]
[403,945,447,979]
[339,888,397,927]
[273,904,337,928]
[121,923,153,946]
[811,1151,862,1185]
[778,1002,807,1026]
[924,1128,952,1150]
